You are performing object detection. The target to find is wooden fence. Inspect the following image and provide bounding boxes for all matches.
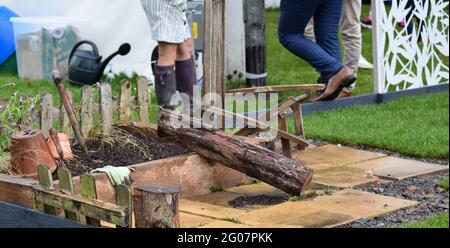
[33,165,132,228]
[39,77,151,138]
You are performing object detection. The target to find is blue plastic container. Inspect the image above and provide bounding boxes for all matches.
[0,6,18,65]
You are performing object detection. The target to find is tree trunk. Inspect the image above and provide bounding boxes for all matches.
[157,110,313,195]
[133,185,180,228]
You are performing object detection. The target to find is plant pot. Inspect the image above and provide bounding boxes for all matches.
[10,129,57,178]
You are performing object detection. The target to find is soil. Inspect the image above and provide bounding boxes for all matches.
[341,172,449,228]
[228,195,288,209]
[62,134,191,177]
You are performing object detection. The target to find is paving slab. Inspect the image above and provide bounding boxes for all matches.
[180,199,250,220]
[293,145,387,167]
[188,191,244,208]
[180,212,217,228]
[225,183,286,197]
[201,220,252,228]
[350,157,449,180]
[304,189,418,219]
[312,165,381,188]
[237,202,354,228]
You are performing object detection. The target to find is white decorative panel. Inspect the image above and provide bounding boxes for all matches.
[373,0,449,93]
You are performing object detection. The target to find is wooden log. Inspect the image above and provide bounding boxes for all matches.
[100,83,113,135]
[40,92,53,139]
[80,86,94,139]
[158,110,313,195]
[119,79,132,121]
[227,84,325,94]
[133,185,180,228]
[137,77,150,123]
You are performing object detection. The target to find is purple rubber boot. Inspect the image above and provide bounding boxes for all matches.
[154,65,177,111]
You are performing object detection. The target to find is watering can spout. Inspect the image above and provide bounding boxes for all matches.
[97,43,132,80]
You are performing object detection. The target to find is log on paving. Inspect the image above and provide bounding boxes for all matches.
[157,109,313,195]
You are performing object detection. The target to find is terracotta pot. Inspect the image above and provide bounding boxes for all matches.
[10,130,57,178]
[47,132,74,160]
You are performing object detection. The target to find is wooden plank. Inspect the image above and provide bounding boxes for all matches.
[59,90,73,135]
[235,94,309,136]
[278,116,292,158]
[40,93,53,139]
[227,84,325,94]
[119,79,132,121]
[115,184,132,228]
[205,106,309,147]
[36,165,59,215]
[100,83,113,135]
[80,86,94,139]
[80,174,101,227]
[57,168,80,221]
[0,174,35,208]
[33,188,128,227]
[137,77,150,123]
[203,0,226,109]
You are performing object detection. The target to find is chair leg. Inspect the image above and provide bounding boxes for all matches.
[278,115,292,158]
[292,106,307,150]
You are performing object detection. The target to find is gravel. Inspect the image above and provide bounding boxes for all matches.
[342,172,449,228]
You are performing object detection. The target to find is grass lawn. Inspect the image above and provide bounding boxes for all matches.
[400,213,449,228]
[263,5,374,99]
[300,92,449,159]
[440,177,449,191]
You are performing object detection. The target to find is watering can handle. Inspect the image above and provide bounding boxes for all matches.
[68,40,100,65]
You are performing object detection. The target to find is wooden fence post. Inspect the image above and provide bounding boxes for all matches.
[59,90,73,135]
[119,79,132,121]
[116,184,132,228]
[40,93,53,139]
[133,185,180,228]
[36,165,59,215]
[80,174,101,227]
[57,167,80,221]
[100,83,113,135]
[80,86,94,139]
[137,77,150,123]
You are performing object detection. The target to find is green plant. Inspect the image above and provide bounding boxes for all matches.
[289,191,319,202]
[439,177,449,191]
[221,217,243,224]
[209,182,225,193]
[237,178,262,186]
[0,93,40,156]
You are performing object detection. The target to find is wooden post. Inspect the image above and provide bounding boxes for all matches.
[133,185,180,228]
[59,90,73,135]
[57,167,80,221]
[100,83,113,135]
[36,165,59,216]
[278,115,292,158]
[116,184,132,228]
[119,79,132,121]
[292,105,306,150]
[137,77,150,123]
[80,86,94,139]
[80,174,101,227]
[40,93,53,139]
[243,0,267,87]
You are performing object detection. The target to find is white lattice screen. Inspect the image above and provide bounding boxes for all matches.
[372,0,449,93]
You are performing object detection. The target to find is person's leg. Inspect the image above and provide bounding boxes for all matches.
[278,0,343,82]
[339,0,362,94]
[154,42,178,110]
[314,0,344,65]
[175,38,197,114]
